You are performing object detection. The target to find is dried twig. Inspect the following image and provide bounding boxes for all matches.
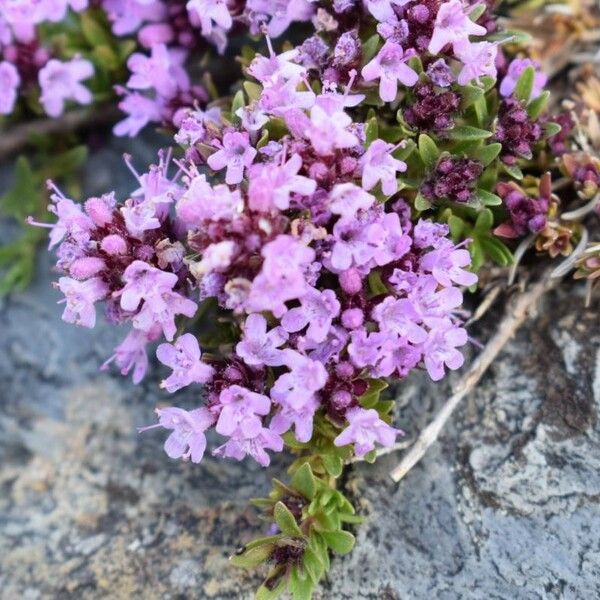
[390,274,558,483]
[0,106,119,160]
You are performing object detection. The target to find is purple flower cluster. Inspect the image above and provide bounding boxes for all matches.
[421,156,483,203]
[493,181,549,238]
[36,0,501,468]
[0,1,93,117]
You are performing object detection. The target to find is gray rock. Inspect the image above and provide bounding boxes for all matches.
[1,136,599,599]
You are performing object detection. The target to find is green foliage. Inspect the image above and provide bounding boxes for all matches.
[236,463,360,600]
[0,146,88,295]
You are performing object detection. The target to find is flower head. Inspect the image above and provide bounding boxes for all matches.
[156,334,214,392]
[236,313,288,367]
[144,407,215,463]
[428,0,487,55]
[39,57,94,117]
[334,407,400,457]
[361,41,418,102]
[207,131,257,185]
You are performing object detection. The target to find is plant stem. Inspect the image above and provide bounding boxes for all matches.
[390,273,558,483]
[0,106,119,160]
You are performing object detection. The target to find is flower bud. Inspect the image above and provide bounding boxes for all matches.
[70,256,106,279]
[335,361,355,379]
[101,234,127,255]
[341,308,364,329]
[331,389,353,411]
[339,268,362,295]
[85,196,114,226]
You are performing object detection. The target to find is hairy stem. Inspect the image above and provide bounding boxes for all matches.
[390,273,558,483]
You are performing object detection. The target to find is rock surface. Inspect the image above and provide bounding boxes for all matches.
[1,137,599,599]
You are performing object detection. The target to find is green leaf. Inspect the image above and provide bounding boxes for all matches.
[474,188,502,206]
[321,530,355,555]
[365,116,379,147]
[256,129,270,149]
[460,84,484,110]
[256,577,286,600]
[321,453,343,478]
[514,66,535,103]
[1,156,39,218]
[302,547,324,583]
[367,270,388,296]
[273,502,304,538]
[290,566,314,600]
[362,34,380,66]
[527,90,550,119]
[474,208,494,234]
[502,163,523,180]
[480,236,514,266]
[231,89,245,118]
[448,215,465,240]
[449,126,492,141]
[469,4,486,21]
[230,543,274,568]
[418,133,440,169]
[244,81,262,101]
[414,192,432,212]
[543,121,562,138]
[358,378,388,409]
[477,143,502,167]
[80,12,112,47]
[291,463,316,501]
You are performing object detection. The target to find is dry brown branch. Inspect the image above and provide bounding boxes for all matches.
[390,274,558,483]
[0,106,119,161]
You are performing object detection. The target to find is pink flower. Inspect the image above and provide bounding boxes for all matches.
[271,349,328,409]
[132,289,197,341]
[365,0,412,22]
[334,407,400,458]
[361,41,418,103]
[281,287,341,343]
[143,407,215,463]
[102,326,161,384]
[248,47,305,84]
[371,296,428,344]
[246,0,314,37]
[500,58,547,99]
[156,334,214,392]
[120,198,161,238]
[270,393,318,443]
[186,0,232,36]
[114,91,162,137]
[248,153,316,212]
[328,183,376,219]
[207,131,257,185]
[38,57,94,117]
[212,425,283,466]
[236,313,288,367]
[246,235,315,316]
[306,104,359,155]
[127,44,189,98]
[428,0,487,55]
[360,140,407,196]
[0,61,20,114]
[215,385,272,437]
[57,276,108,328]
[422,318,468,381]
[177,174,243,226]
[420,246,478,287]
[453,40,498,86]
[119,261,178,313]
